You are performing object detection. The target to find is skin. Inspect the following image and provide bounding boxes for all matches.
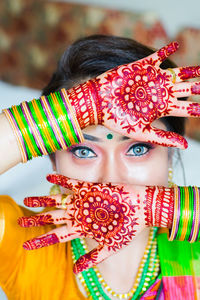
[50,120,170,295]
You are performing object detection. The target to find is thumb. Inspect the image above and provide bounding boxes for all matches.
[73,244,114,274]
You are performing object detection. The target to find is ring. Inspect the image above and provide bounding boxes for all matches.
[61,194,68,209]
[168,68,176,84]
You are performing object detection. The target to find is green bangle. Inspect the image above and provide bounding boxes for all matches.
[176,186,185,240]
[185,186,194,241]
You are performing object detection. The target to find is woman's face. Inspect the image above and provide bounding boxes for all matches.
[54,120,170,187]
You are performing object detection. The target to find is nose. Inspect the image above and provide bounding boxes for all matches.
[98,152,124,184]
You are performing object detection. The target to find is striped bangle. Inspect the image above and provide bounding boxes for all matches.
[3,89,84,162]
[169,186,200,242]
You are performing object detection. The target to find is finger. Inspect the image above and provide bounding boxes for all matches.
[24,194,72,209]
[23,226,80,250]
[149,127,188,149]
[168,66,200,83]
[168,100,200,117]
[18,209,71,227]
[46,174,82,191]
[174,81,200,97]
[112,124,188,149]
[147,42,179,66]
[73,244,114,274]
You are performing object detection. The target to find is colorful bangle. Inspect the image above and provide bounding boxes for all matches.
[169,186,200,243]
[168,185,179,241]
[3,89,84,162]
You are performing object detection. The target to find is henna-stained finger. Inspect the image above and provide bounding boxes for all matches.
[18,209,72,227]
[46,173,84,191]
[73,244,113,274]
[174,81,200,97]
[168,66,200,83]
[147,41,179,66]
[145,127,188,149]
[168,99,200,117]
[24,194,72,209]
[23,226,80,250]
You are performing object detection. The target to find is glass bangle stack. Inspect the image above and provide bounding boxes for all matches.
[169,186,200,242]
[3,88,84,162]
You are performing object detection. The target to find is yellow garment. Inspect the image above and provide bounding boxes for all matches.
[0,195,87,300]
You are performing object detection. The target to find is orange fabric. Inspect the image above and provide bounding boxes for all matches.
[0,195,86,300]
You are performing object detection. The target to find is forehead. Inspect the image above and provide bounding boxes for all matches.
[82,120,167,141]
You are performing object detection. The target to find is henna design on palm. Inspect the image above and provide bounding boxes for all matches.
[67,42,200,149]
[18,174,175,273]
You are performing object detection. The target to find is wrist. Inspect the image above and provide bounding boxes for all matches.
[144,186,174,228]
[67,78,102,129]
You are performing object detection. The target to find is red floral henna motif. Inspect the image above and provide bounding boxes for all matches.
[178,66,200,81]
[20,174,176,270]
[157,42,179,62]
[152,129,188,149]
[67,82,98,129]
[186,102,200,117]
[144,186,174,228]
[191,82,200,95]
[69,182,138,251]
[73,246,101,274]
[65,42,200,149]
[23,233,59,250]
[24,197,57,207]
[18,214,54,227]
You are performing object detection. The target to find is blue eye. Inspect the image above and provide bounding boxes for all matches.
[126,143,152,157]
[69,146,97,159]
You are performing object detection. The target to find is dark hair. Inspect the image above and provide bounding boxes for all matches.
[43,34,186,135]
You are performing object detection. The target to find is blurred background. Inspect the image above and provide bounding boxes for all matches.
[0,0,200,298]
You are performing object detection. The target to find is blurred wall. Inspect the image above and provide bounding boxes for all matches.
[61,0,200,36]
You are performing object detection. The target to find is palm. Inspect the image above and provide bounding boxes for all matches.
[68,42,200,149]
[95,42,200,149]
[18,174,147,273]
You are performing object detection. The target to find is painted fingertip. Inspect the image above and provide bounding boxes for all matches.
[18,216,30,227]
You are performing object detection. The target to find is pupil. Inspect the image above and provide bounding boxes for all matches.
[135,146,142,153]
[81,149,87,156]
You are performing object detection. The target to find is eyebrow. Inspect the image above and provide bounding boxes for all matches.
[120,136,130,141]
[83,133,102,142]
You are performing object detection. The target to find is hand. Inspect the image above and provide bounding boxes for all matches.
[18,174,174,273]
[68,41,200,149]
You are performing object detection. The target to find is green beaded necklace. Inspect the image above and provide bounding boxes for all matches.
[71,227,159,300]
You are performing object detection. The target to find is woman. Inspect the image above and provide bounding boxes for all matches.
[0,35,200,299]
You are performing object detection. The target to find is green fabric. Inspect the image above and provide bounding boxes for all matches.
[157,231,200,277]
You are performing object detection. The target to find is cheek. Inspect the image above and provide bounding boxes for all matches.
[118,148,169,186]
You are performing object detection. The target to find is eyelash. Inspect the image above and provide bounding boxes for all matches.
[68,146,97,159]
[126,143,153,157]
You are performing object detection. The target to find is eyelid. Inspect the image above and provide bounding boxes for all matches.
[68,145,97,158]
[126,142,153,156]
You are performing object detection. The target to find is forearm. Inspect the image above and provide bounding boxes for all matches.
[0,113,22,174]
